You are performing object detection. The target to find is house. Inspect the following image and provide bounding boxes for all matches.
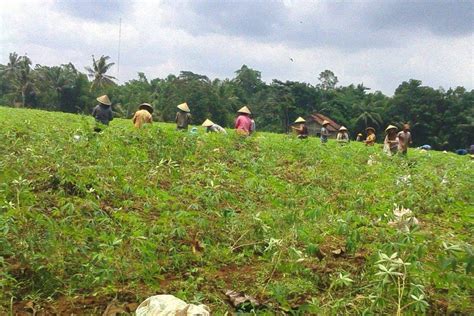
[305,113,341,138]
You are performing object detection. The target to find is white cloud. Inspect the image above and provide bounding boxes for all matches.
[0,0,472,95]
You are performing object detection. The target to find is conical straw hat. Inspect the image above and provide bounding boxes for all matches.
[339,126,347,131]
[385,125,398,133]
[139,103,154,114]
[357,133,363,136]
[237,106,251,114]
[96,95,111,106]
[322,120,330,126]
[202,119,214,127]
[294,117,306,123]
[366,127,375,132]
[177,102,190,112]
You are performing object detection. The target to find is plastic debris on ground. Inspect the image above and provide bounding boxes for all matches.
[135,295,210,316]
[225,289,260,311]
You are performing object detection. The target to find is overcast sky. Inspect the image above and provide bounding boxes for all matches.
[1,0,473,95]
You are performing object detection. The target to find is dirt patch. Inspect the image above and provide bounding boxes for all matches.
[12,293,141,316]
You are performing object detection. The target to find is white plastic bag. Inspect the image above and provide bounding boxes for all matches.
[136,295,210,316]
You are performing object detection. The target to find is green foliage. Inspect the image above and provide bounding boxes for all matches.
[1,53,473,150]
[0,101,473,313]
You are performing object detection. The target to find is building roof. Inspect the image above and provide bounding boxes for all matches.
[306,113,341,132]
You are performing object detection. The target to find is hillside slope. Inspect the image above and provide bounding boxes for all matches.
[0,107,472,314]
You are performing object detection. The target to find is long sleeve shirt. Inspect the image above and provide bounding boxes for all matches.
[175,111,191,129]
[208,124,227,134]
[397,131,412,151]
[132,109,153,128]
[92,104,113,125]
[235,115,252,134]
[337,132,349,142]
[365,134,376,146]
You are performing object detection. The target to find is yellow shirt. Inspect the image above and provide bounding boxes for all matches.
[365,134,376,146]
[132,110,152,128]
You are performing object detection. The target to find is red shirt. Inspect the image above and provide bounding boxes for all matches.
[235,115,252,133]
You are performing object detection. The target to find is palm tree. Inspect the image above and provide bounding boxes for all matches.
[38,63,78,107]
[354,102,383,128]
[11,56,35,107]
[85,55,116,91]
[2,52,21,78]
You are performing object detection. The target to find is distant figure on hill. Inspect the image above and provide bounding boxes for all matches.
[384,125,399,156]
[364,127,376,146]
[320,120,330,143]
[202,119,227,134]
[250,117,256,135]
[397,124,412,155]
[92,95,113,132]
[291,117,308,139]
[356,133,363,142]
[418,144,431,150]
[235,106,252,136]
[175,102,191,131]
[132,103,153,128]
[336,126,349,144]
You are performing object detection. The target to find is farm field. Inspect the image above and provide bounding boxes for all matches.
[0,107,473,315]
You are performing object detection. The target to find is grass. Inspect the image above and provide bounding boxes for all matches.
[0,106,473,314]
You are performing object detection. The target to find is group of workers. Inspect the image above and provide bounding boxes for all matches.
[291,116,413,155]
[92,94,413,155]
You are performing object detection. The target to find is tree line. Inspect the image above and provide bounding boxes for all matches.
[0,52,472,150]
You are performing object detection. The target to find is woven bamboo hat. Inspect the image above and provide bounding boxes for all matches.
[96,95,111,106]
[237,106,251,114]
[202,119,214,127]
[339,126,348,131]
[294,117,306,123]
[177,102,190,112]
[385,125,398,133]
[357,133,363,137]
[322,120,330,126]
[139,103,154,114]
[366,127,376,132]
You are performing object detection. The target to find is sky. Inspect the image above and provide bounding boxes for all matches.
[0,0,473,95]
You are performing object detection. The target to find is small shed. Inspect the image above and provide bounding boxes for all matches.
[305,113,341,138]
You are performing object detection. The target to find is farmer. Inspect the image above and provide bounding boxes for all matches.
[92,95,113,132]
[291,117,308,139]
[132,103,153,128]
[356,133,363,141]
[176,102,191,131]
[336,126,349,143]
[320,120,330,143]
[397,124,413,155]
[384,125,399,156]
[364,127,376,146]
[202,119,227,134]
[235,106,252,135]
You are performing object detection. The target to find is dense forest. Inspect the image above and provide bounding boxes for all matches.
[0,53,472,150]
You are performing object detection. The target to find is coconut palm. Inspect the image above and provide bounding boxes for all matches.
[85,55,116,91]
[1,52,21,78]
[37,63,78,107]
[11,56,35,107]
[354,101,383,128]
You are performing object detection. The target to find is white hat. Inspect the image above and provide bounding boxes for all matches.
[294,117,306,123]
[237,106,251,114]
[339,126,347,131]
[385,125,398,133]
[177,102,190,112]
[96,95,111,106]
[202,119,214,127]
